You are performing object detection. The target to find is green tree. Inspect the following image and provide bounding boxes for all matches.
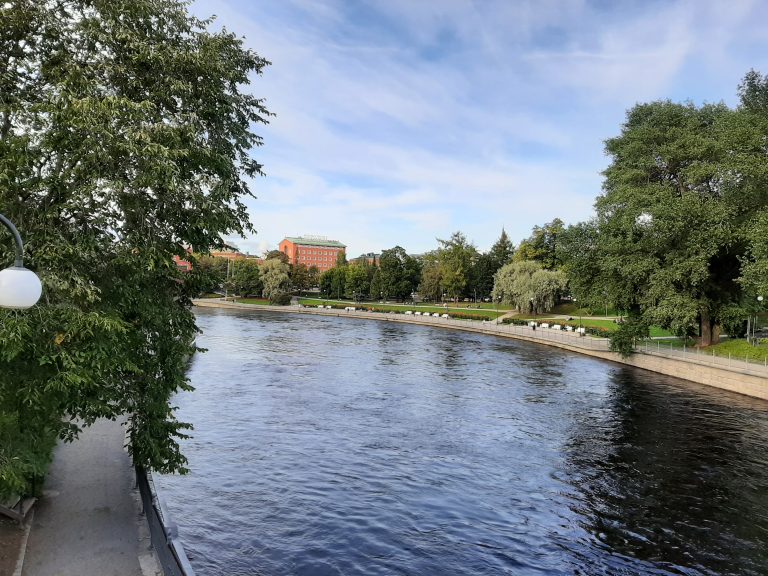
[319,266,347,299]
[0,0,270,495]
[369,267,383,300]
[261,259,290,302]
[379,246,420,300]
[192,254,228,294]
[492,261,567,314]
[227,259,262,297]
[291,263,310,292]
[513,219,564,270]
[437,232,477,300]
[345,264,371,301]
[265,250,289,264]
[307,265,320,289]
[488,228,515,271]
[565,77,768,346]
[418,263,443,302]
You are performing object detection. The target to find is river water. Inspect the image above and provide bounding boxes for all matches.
[156,308,768,575]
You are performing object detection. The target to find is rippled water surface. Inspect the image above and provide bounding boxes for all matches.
[156,309,768,575]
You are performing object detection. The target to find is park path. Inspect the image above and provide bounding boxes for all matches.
[21,418,159,576]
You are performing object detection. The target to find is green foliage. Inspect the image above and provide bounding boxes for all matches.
[492,261,567,314]
[319,266,347,299]
[436,232,477,300]
[227,259,262,297]
[261,259,290,301]
[345,263,371,300]
[191,254,228,295]
[563,76,768,347]
[379,246,421,300]
[513,219,564,270]
[269,293,292,306]
[0,0,269,495]
[418,263,443,302]
[488,228,515,270]
[608,317,650,358]
[265,250,289,264]
[290,263,310,292]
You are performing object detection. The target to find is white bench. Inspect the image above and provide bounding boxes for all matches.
[541,323,550,329]
[441,314,449,318]
[552,324,561,330]
[405,310,413,315]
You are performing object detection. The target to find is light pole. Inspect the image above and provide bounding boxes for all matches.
[0,213,42,309]
[754,295,764,344]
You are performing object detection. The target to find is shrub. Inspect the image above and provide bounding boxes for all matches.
[269,293,292,306]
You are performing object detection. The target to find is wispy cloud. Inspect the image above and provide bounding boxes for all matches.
[193,0,768,256]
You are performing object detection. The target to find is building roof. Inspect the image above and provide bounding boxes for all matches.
[283,236,346,248]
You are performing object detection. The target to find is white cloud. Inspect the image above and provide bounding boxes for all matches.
[190,0,768,255]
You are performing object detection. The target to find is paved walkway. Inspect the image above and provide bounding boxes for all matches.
[21,418,159,576]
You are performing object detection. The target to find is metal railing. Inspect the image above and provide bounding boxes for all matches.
[136,467,196,576]
[639,339,768,377]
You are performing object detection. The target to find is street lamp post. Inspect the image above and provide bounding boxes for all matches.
[0,213,42,309]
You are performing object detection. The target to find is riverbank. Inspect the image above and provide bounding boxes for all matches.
[193,299,768,401]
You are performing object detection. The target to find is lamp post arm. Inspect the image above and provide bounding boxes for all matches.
[0,213,24,267]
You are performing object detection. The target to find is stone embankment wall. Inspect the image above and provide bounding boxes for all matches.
[193,300,768,401]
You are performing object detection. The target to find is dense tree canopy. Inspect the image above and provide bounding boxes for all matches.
[378,246,421,300]
[227,259,262,297]
[514,219,564,270]
[564,72,768,344]
[436,232,477,300]
[0,0,270,495]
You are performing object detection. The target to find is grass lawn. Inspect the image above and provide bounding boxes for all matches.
[648,337,768,363]
[298,298,504,320]
[523,316,674,337]
[711,339,768,362]
[237,298,274,306]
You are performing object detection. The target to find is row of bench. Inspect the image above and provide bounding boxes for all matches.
[529,321,586,334]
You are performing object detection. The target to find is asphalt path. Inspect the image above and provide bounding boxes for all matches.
[21,418,159,576]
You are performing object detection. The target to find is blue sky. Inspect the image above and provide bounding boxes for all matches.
[190,0,768,257]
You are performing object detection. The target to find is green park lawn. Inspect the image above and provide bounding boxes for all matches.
[526,316,674,337]
[298,298,505,320]
[237,298,273,305]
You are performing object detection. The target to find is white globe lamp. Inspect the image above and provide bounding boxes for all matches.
[0,214,42,309]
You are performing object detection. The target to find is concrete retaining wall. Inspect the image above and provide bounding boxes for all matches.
[193,300,768,401]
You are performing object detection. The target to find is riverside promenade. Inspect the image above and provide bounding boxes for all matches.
[17,418,159,576]
[194,299,768,401]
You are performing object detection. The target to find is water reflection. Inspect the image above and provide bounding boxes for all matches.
[156,309,768,576]
[563,369,768,575]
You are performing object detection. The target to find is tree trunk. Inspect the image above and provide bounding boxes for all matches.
[699,309,720,346]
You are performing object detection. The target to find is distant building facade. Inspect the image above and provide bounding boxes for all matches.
[210,248,247,261]
[349,253,380,266]
[279,236,346,273]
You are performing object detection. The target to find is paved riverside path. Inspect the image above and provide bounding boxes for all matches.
[21,418,159,576]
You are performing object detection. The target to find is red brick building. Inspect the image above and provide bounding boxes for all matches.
[279,236,346,273]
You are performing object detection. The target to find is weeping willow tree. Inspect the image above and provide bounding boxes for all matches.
[0,0,270,497]
[491,261,567,314]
